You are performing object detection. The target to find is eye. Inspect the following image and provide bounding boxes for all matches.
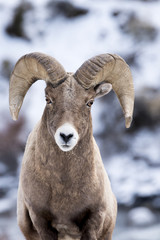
[86,100,94,108]
[45,97,52,104]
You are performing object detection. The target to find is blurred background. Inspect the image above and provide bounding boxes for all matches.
[0,0,160,239]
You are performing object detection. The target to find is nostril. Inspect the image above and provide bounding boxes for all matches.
[60,133,73,143]
[68,134,73,139]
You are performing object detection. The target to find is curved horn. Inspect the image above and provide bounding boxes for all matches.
[9,52,67,120]
[74,54,134,128]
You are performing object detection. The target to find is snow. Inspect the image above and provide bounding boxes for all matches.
[106,151,160,205]
[114,224,160,240]
[0,196,16,214]
[128,207,156,226]
[132,129,160,164]
[0,175,17,190]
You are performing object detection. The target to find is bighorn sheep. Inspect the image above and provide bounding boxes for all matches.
[9,52,134,240]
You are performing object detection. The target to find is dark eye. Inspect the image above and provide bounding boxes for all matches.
[86,100,94,108]
[45,97,52,104]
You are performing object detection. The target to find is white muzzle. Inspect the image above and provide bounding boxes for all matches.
[54,123,79,152]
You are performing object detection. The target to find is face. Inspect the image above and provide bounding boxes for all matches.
[44,76,95,152]
[44,75,112,152]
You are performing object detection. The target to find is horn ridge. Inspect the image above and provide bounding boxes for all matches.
[74,53,134,128]
[9,52,67,120]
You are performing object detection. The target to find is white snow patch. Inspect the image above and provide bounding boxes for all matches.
[106,151,160,205]
[128,207,156,226]
[0,197,15,214]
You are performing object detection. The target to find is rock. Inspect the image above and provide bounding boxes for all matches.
[93,92,130,157]
[130,87,160,131]
[5,2,33,40]
[128,207,156,226]
[47,1,88,19]
[0,59,14,80]
[125,15,157,41]
[152,197,160,209]
[111,10,121,17]
[0,193,16,216]
[113,10,158,42]
[123,52,139,68]
[0,117,25,176]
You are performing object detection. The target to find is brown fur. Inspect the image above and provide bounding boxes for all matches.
[17,75,117,240]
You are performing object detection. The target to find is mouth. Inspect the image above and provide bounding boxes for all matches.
[60,144,73,151]
[61,144,70,148]
[57,143,75,152]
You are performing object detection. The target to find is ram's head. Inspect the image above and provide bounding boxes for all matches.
[9,53,134,152]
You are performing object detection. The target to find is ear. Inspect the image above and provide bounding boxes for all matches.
[94,83,112,99]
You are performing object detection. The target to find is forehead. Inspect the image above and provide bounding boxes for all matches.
[45,76,94,100]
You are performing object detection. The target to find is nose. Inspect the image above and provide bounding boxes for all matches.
[54,123,79,152]
[60,133,73,143]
